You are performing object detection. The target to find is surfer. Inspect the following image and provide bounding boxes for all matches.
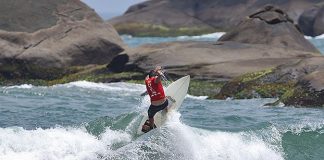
[141,66,168,133]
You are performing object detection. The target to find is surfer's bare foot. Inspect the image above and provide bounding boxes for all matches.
[141,124,151,133]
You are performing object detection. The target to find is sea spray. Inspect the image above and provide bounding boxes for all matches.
[162,112,284,160]
[1,82,324,160]
[60,81,145,92]
[0,127,106,160]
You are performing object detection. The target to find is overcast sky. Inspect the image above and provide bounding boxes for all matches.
[82,0,146,19]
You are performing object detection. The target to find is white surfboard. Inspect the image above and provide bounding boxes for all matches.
[137,75,190,135]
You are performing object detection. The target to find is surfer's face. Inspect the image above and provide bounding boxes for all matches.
[148,70,156,78]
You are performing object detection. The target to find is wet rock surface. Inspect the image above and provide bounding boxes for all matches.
[298,3,324,37]
[0,0,125,80]
[109,0,323,36]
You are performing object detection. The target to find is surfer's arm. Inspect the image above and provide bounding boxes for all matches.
[154,67,163,83]
[154,72,163,83]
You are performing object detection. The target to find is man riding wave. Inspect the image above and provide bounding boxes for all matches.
[141,66,168,133]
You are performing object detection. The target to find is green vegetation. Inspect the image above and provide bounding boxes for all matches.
[47,66,142,86]
[280,88,296,102]
[253,83,294,98]
[236,68,273,83]
[278,86,324,107]
[231,82,295,99]
[0,65,143,86]
[215,68,297,99]
[114,23,216,37]
[189,80,225,97]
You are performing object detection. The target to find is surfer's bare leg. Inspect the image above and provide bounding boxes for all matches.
[149,117,154,128]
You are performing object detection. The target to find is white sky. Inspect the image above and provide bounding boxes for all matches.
[82,0,146,19]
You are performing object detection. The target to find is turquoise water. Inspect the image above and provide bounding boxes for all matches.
[308,38,324,54]
[122,33,324,54]
[121,33,225,48]
[0,81,323,160]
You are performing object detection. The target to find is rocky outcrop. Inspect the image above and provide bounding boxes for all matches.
[298,3,324,37]
[218,5,319,52]
[109,41,316,81]
[212,7,324,106]
[0,0,125,80]
[279,57,324,107]
[108,6,319,81]
[216,56,324,107]
[107,5,324,107]
[109,0,322,36]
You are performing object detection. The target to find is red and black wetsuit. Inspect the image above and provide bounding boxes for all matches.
[145,77,165,101]
[145,77,168,118]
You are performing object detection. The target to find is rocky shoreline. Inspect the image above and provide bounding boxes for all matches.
[0,1,323,107]
[109,0,324,37]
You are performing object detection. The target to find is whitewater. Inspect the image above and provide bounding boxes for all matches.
[1,81,323,160]
[1,33,324,160]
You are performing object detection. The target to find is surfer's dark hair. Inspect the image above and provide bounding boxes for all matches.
[148,70,156,78]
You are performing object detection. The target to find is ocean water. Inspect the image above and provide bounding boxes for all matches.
[122,33,324,54]
[1,33,324,160]
[121,32,225,48]
[0,82,323,160]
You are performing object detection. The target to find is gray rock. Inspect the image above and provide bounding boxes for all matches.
[213,55,324,105]
[109,0,323,36]
[0,0,125,79]
[218,5,320,53]
[298,4,324,37]
[109,41,317,81]
[278,57,324,107]
[108,6,319,80]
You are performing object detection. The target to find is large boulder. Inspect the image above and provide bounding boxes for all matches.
[108,6,319,81]
[0,0,125,80]
[279,57,324,107]
[215,56,324,100]
[298,3,324,37]
[218,5,319,52]
[109,0,322,36]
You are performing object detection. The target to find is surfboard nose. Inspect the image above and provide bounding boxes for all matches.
[182,75,190,81]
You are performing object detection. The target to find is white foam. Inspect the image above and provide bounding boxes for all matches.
[0,112,285,160]
[186,94,208,100]
[317,34,324,39]
[121,35,133,39]
[4,84,33,89]
[0,127,104,160]
[305,34,324,39]
[0,126,134,160]
[163,112,284,160]
[56,81,145,92]
[284,119,324,134]
[137,95,151,110]
[100,128,132,147]
[177,32,225,40]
